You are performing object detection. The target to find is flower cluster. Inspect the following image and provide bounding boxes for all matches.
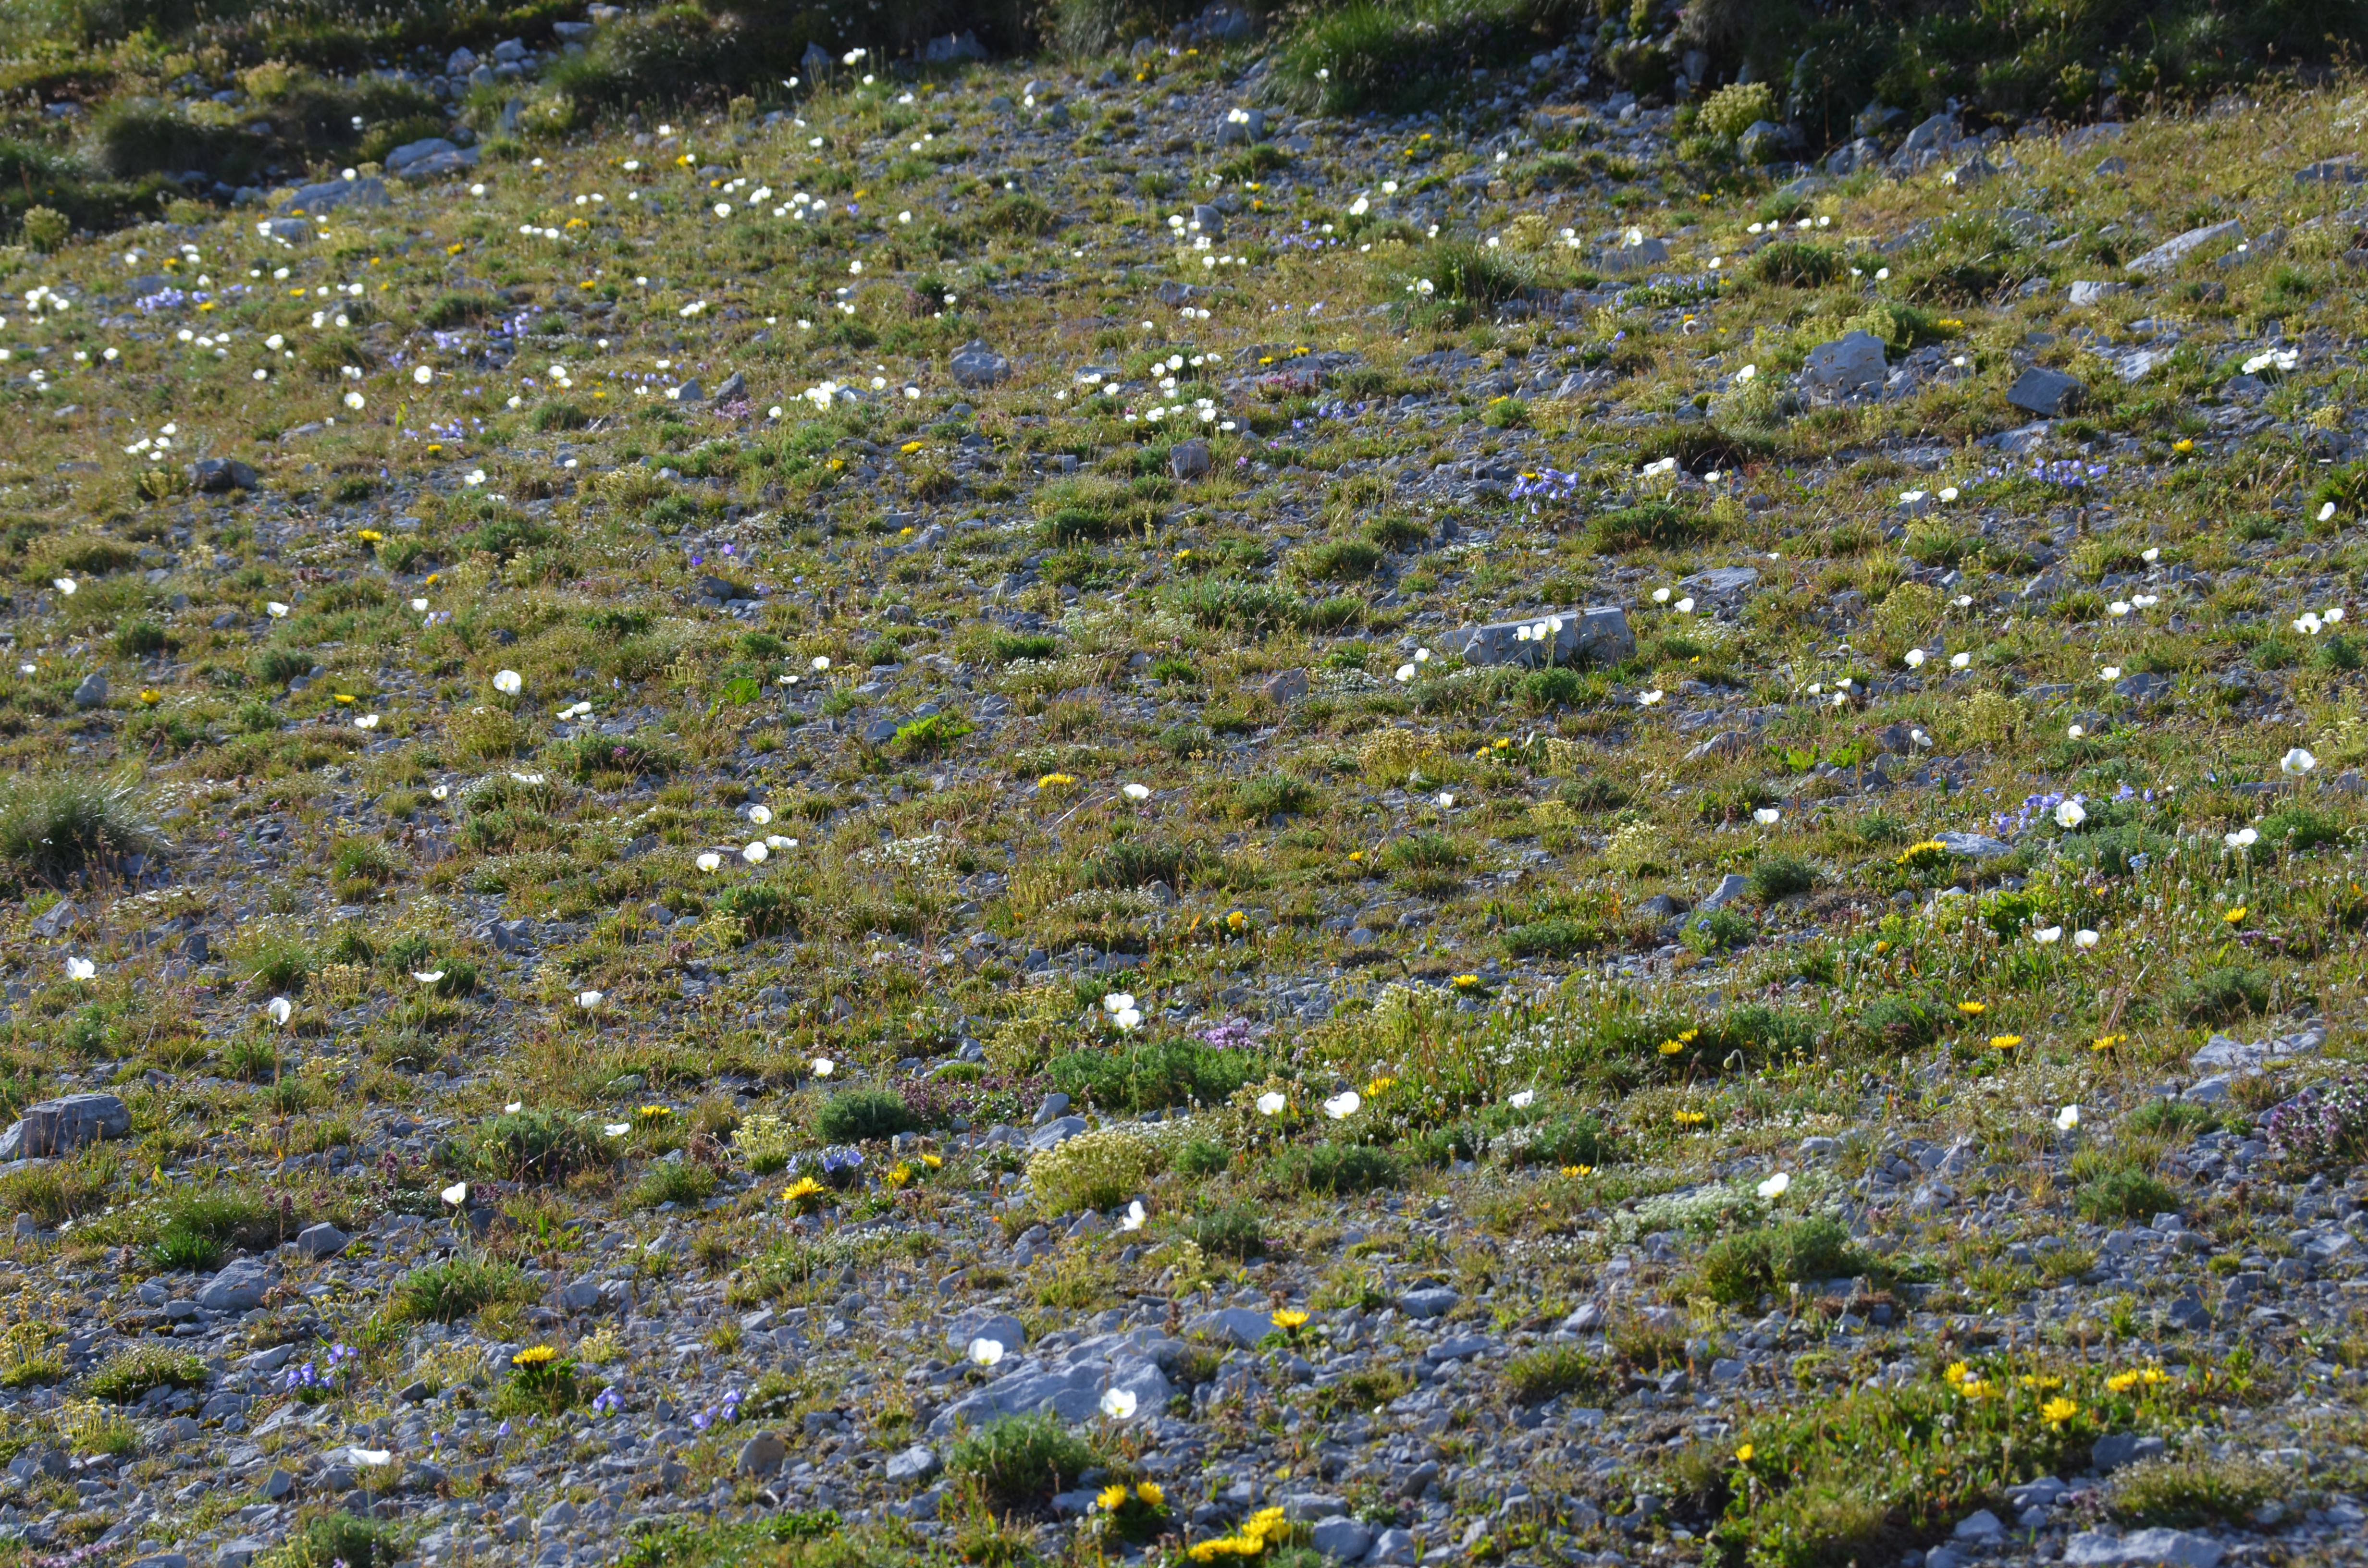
[1188,1505,1291,1561]
[2264,1078,2368,1172]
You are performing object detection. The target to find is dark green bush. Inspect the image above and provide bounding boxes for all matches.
[948,1412,1099,1513]
[1747,855,1818,902]
[86,1346,208,1403]
[2076,1168,2181,1224]
[465,1110,607,1183]
[1587,501,1716,554]
[715,883,800,938]
[1700,1217,1864,1304]
[2170,966,2271,1025]
[389,1255,533,1323]
[1504,916,1605,959]
[0,772,167,882]
[815,1089,915,1142]
[1186,1200,1266,1259]
[1751,241,1844,287]
[1048,1039,1255,1112]
[1501,1344,1607,1403]
[1085,838,1197,889]
[1293,1142,1402,1194]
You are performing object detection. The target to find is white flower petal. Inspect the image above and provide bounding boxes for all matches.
[1756,1172,1791,1200]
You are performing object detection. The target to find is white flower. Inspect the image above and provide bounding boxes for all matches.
[2295,613,2323,635]
[350,1447,393,1467]
[504,1101,521,1114]
[1436,792,1455,808]
[412,970,445,984]
[1122,783,1151,801]
[465,469,486,486]
[1754,808,1781,825]
[1950,652,1972,669]
[696,852,722,872]
[2067,724,2085,739]
[431,784,449,801]
[2224,827,2258,849]
[65,956,96,981]
[2321,502,2339,522]
[52,577,75,596]
[743,841,768,863]
[412,365,433,385]
[578,990,604,1009]
[812,1058,834,1077]
[968,1337,1005,1367]
[1100,1387,1139,1420]
[1257,1091,1287,1116]
[1653,588,1671,604]
[1394,663,1417,682]
[765,835,797,851]
[2055,799,2087,829]
[1322,1090,1361,1120]
[2281,747,2319,776]
[604,1123,631,1137]
[2328,607,2347,624]
[811,655,831,672]
[2108,600,2131,617]
[2073,929,2099,948]
[2033,926,2063,943]
[1640,690,1664,706]
[2055,1105,2080,1132]
[1103,992,1137,1015]
[2142,548,2159,562]
[1120,1200,1147,1232]
[1904,648,1925,668]
[1756,1172,1791,1199]
[2100,666,2122,681]
[1939,487,1960,502]
[266,996,293,1025]
[354,713,379,730]
[266,601,289,617]
[441,1181,469,1206]
[748,805,774,825]
[492,669,523,695]
[343,391,365,410]
[411,598,429,612]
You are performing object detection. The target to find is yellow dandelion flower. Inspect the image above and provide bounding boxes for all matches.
[2093,1034,2125,1053]
[2042,1396,2079,1425]
[1365,1076,1395,1095]
[1226,910,1247,932]
[1098,1484,1131,1511]
[1271,1308,1308,1330]
[639,1104,674,1120]
[1037,772,1077,791]
[1990,1034,2023,1051]
[1657,1038,1687,1055]
[1561,1164,1593,1177]
[1136,1481,1164,1507]
[1735,1444,1753,1463]
[357,528,383,543]
[1673,1109,1707,1126]
[512,1344,558,1368]
[1452,973,1481,990]
[782,1176,826,1207]
[1957,1001,1986,1016]
[2173,438,2194,454]
[2224,906,2246,924]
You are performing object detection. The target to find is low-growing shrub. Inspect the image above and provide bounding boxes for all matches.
[2169,965,2271,1025]
[0,771,166,882]
[2107,1454,2284,1528]
[1699,1218,1864,1305]
[389,1255,533,1323]
[948,1412,1099,1513]
[1028,1126,1171,1216]
[2264,1078,2368,1172]
[1501,1344,1607,1404]
[815,1089,915,1142]
[1290,1142,1402,1194]
[1186,1201,1265,1260]
[1048,1039,1255,1112]
[464,1110,607,1183]
[86,1346,208,1403]
[1747,854,1818,902]
[2074,1167,2181,1224]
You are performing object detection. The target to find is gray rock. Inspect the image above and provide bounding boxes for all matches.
[72,672,108,710]
[30,899,79,936]
[1560,1301,1603,1333]
[1597,236,1668,274]
[2067,280,2129,306]
[0,1092,131,1159]
[258,218,311,244]
[2089,1433,2168,1472]
[1936,831,2015,859]
[950,341,1011,388]
[2114,671,2172,704]
[921,29,987,62]
[196,1257,272,1313]
[1191,1306,1282,1348]
[1169,438,1212,479]
[1216,106,1267,146]
[293,1222,347,1259]
[1368,1528,1417,1566]
[1284,1492,1349,1522]
[1398,1286,1459,1320]
[1678,566,1760,596]
[2007,366,2085,416]
[280,176,387,215]
[737,1431,787,1475]
[1698,873,1750,912]
[189,456,258,491]
[2126,219,2243,277]
[2296,157,2365,185]
[674,380,704,404]
[1191,203,1225,239]
[216,1539,269,1568]
[1312,1516,1373,1560]
[1802,331,1888,396]
[2190,1025,2323,1075]
[1943,153,1997,187]
[1033,1091,1072,1125]
[927,1328,1181,1434]
[1449,606,1634,668]
[1736,120,1794,162]
[945,1309,1028,1357]
[887,1443,941,1482]
[2064,1528,2222,1568]
[1262,668,1310,704]
[1955,1509,2004,1540]
[713,370,746,403]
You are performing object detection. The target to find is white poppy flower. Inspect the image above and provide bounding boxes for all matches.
[412,365,433,385]
[1121,1200,1147,1231]
[1122,783,1151,801]
[2054,800,2086,829]
[1675,597,1695,614]
[344,392,365,410]
[52,577,76,596]
[1322,1091,1361,1120]
[2108,601,2130,617]
[1394,663,1417,682]
[1508,1090,1535,1109]
[1114,1007,1143,1032]
[2033,926,2062,943]
[2281,747,2318,776]
[350,1448,393,1467]
[812,1058,834,1077]
[748,805,773,825]
[266,601,289,617]
[266,997,293,1025]
[2224,827,2258,849]
[1437,792,1455,808]
[765,835,796,851]
[696,852,722,871]
[2322,502,2339,522]
[811,656,831,671]
[1756,1172,1790,1199]
[1103,993,1136,1014]
[2143,548,2159,562]
[578,991,604,1009]
[2100,666,2122,681]
[1652,587,1670,603]
[505,1102,522,1114]
[412,970,444,984]
[2073,929,2099,948]
[1640,690,1664,706]
[492,669,523,695]
[743,841,768,863]
[604,1123,631,1137]
[441,1181,469,1206]
[2294,613,2323,636]
[1100,1388,1139,1420]
[2067,724,2085,739]
[355,713,379,729]
[1905,649,1925,668]
[2055,1105,2080,1132]
[431,785,449,801]
[969,1337,1005,1367]
[1754,808,1781,825]
[65,956,96,981]
[1950,652,1972,669]
[2328,607,2347,624]
[1257,1091,1287,1116]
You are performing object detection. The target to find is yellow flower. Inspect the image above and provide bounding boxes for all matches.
[2173,438,2195,454]
[1896,839,1950,867]
[1959,1377,1998,1399]
[357,528,382,543]
[334,694,355,704]
[1348,850,1363,862]
[1990,1034,2023,1051]
[782,1176,826,1208]
[1365,1076,1395,1095]
[1136,1481,1164,1507]
[1735,1444,1754,1463]
[1226,909,1247,933]
[1243,1507,1290,1543]
[1657,1038,1686,1055]
[1561,1164,1593,1177]
[2042,1396,2079,1425]
[639,1104,674,1120]
[921,1153,943,1168]
[1957,1001,1986,1016]
[2093,1034,2125,1053]
[1873,939,1891,955]
[1452,973,1481,990]
[1945,1361,1971,1385]
[1271,1308,1309,1330]
[138,689,161,705]
[2223,906,2246,924]
[886,1162,914,1188]
[1037,772,1077,791]
[2019,1374,2062,1390]
[512,1344,557,1368]
[1673,1109,1707,1126]
[901,440,925,453]
[1098,1483,1131,1511]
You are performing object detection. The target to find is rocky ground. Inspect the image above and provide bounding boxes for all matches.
[0,13,2366,1568]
